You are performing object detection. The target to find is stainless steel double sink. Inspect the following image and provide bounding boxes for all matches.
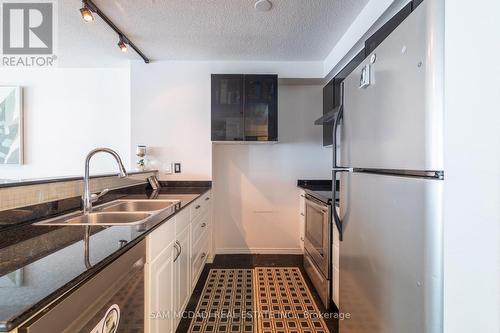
[34,199,180,226]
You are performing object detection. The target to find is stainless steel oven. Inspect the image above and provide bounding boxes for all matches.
[304,194,331,309]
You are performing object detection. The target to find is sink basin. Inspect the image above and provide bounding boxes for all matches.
[34,199,180,227]
[66,212,152,225]
[35,212,153,226]
[96,200,179,213]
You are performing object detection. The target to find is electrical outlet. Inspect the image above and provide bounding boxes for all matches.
[174,163,181,173]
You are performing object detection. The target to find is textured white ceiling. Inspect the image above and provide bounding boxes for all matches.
[58,0,370,65]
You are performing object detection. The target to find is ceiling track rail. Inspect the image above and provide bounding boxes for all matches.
[83,0,150,63]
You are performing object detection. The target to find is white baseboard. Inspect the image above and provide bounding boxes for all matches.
[215,248,303,255]
[206,254,215,263]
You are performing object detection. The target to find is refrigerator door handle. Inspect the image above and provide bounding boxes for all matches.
[333,168,350,241]
[332,81,344,169]
[332,81,349,241]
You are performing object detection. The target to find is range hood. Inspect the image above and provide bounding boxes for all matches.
[314,105,342,125]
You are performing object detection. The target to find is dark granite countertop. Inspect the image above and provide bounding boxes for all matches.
[297,179,332,192]
[0,186,210,331]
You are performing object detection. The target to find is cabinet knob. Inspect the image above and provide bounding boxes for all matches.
[300,213,305,216]
[300,237,304,242]
[205,197,210,201]
[195,205,201,209]
[201,252,206,259]
[201,223,207,228]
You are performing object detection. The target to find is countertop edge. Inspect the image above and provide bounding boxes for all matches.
[0,170,159,189]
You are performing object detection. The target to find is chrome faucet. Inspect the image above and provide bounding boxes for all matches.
[83,148,127,214]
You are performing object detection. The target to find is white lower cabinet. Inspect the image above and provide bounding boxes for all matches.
[146,243,175,333]
[173,223,190,329]
[191,233,209,288]
[145,190,212,333]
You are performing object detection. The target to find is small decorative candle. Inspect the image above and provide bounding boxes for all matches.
[136,145,146,158]
[136,145,147,170]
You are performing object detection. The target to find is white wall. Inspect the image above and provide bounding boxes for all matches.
[130,62,330,252]
[443,0,500,332]
[213,85,331,253]
[130,60,323,180]
[0,68,131,180]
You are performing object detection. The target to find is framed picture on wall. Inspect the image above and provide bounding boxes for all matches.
[0,86,23,165]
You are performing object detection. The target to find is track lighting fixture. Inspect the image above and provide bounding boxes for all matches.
[80,1,94,22]
[78,0,150,63]
[118,36,128,53]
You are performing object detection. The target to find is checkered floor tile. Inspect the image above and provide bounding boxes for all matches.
[188,269,254,333]
[188,268,329,333]
[255,267,329,333]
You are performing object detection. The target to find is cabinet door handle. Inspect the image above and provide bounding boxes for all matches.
[300,237,304,242]
[205,197,210,201]
[173,242,179,262]
[195,205,201,210]
[201,252,206,259]
[201,223,207,228]
[176,240,182,256]
[300,213,305,216]
[174,241,182,262]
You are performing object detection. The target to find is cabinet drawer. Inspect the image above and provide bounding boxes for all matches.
[191,231,209,263]
[175,206,190,236]
[191,234,209,286]
[192,212,210,246]
[147,217,175,263]
[190,191,211,221]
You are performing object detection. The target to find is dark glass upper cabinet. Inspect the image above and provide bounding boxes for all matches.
[211,74,278,142]
[211,74,244,141]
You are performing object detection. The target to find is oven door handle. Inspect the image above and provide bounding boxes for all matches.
[305,195,329,213]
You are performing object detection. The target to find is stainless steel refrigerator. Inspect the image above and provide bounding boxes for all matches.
[334,2,444,333]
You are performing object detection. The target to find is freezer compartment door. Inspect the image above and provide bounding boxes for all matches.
[339,172,442,333]
[339,3,443,171]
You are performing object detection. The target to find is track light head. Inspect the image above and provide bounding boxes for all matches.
[80,2,94,22]
[118,36,128,53]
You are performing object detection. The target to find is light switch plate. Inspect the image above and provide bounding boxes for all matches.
[163,163,173,175]
[174,163,181,173]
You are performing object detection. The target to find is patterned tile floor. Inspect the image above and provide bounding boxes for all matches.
[178,255,338,333]
[187,265,330,333]
[188,269,254,333]
[255,267,329,333]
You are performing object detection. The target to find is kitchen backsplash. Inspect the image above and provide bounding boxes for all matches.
[0,171,157,212]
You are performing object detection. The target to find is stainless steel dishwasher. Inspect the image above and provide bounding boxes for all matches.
[19,240,145,333]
